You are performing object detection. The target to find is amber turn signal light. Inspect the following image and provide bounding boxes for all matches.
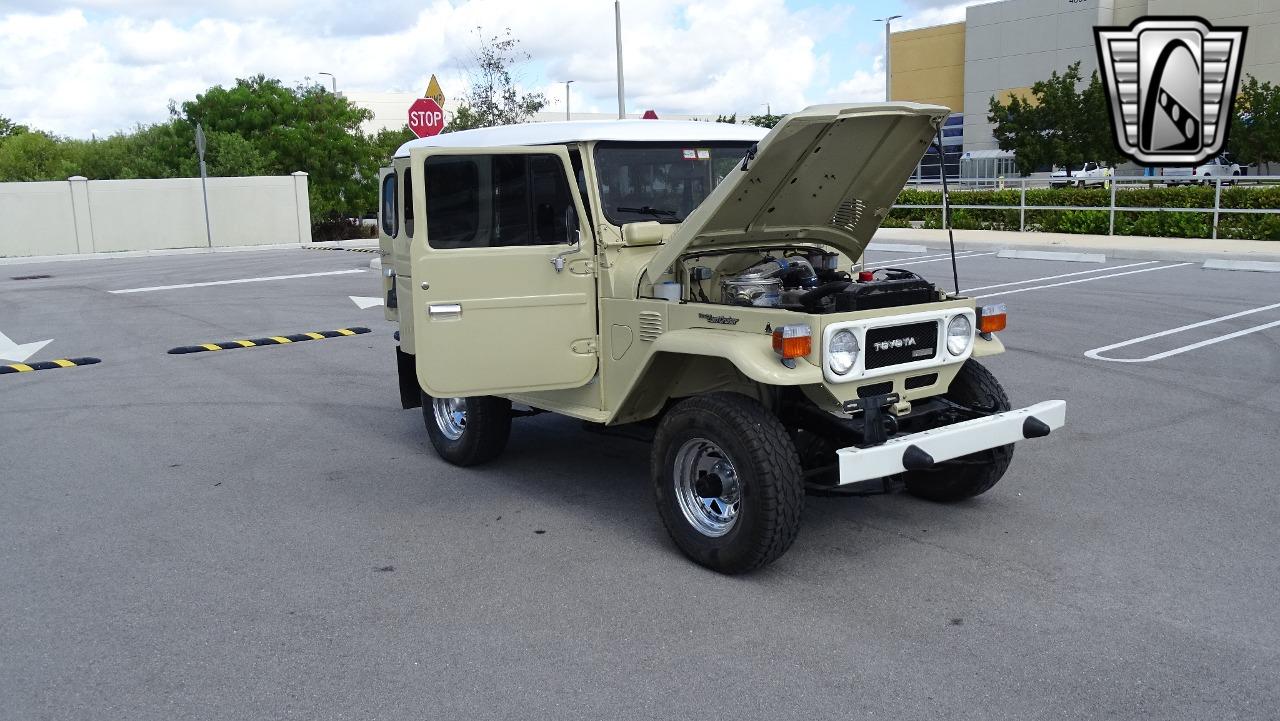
[772,324,813,359]
[977,304,1007,334]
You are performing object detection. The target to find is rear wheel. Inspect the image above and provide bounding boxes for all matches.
[652,393,804,574]
[422,392,512,466]
[903,360,1014,502]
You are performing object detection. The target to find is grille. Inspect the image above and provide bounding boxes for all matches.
[829,197,866,232]
[856,381,893,399]
[638,311,663,342]
[905,373,939,390]
[864,321,938,370]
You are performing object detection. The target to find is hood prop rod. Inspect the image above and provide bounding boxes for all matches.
[934,127,961,295]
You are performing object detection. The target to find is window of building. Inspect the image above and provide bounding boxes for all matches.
[423,153,579,250]
[380,173,398,237]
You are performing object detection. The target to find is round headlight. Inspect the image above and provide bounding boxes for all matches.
[828,329,859,375]
[946,314,973,356]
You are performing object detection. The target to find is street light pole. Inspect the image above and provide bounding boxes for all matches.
[317,72,336,93]
[564,80,575,121]
[615,0,626,119]
[873,16,901,102]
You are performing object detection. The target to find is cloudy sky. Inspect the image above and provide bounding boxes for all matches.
[0,0,993,138]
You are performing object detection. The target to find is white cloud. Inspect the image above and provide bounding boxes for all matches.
[0,0,868,137]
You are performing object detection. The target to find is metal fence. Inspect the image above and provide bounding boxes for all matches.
[895,175,1280,240]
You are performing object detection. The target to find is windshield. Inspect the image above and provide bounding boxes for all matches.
[594,141,755,225]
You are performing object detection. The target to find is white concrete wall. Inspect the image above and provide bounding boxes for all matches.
[0,173,311,257]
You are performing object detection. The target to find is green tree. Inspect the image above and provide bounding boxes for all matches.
[444,30,548,132]
[988,62,1122,176]
[0,131,75,181]
[175,75,377,218]
[714,113,737,123]
[0,115,29,140]
[1229,75,1280,172]
[745,112,784,129]
[370,125,416,166]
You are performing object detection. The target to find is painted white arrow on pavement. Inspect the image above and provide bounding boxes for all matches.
[0,330,54,363]
[350,296,385,310]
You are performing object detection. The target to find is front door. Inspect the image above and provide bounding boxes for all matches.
[409,146,597,397]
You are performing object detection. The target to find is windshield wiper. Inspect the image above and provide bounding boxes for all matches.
[617,205,679,219]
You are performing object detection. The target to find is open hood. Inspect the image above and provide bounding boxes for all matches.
[643,103,949,283]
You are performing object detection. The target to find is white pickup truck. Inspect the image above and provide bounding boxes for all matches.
[1050,161,1110,189]
[1164,156,1243,185]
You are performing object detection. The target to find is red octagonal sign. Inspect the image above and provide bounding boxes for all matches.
[408,97,445,138]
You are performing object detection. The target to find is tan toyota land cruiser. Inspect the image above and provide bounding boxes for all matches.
[377,103,1066,574]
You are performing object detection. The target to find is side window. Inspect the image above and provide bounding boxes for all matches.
[424,157,481,249]
[424,153,578,249]
[402,168,414,237]
[380,174,398,237]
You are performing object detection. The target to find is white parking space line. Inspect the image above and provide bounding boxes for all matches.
[975,263,1193,299]
[872,251,996,268]
[108,269,364,294]
[865,250,964,264]
[964,261,1158,293]
[1084,302,1280,363]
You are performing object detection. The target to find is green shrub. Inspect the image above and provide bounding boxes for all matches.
[890,184,1280,240]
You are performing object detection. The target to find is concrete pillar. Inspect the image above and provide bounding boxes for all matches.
[291,171,312,244]
[67,176,94,253]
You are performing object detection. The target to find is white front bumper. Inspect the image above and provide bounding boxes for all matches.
[836,400,1066,485]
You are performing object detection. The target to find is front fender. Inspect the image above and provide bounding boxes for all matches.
[972,332,1005,357]
[649,329,823,385]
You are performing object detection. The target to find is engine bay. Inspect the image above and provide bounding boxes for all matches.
[679,246,945,315]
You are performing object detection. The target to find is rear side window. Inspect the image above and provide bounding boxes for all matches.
[424,153,578,250]
[380,174,398,237]
[403,168,414,237]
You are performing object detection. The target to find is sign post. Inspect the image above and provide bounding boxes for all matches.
[408,97,445,138]
[194,123,213,248]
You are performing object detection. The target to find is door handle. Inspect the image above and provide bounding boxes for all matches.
[428,303,462,318]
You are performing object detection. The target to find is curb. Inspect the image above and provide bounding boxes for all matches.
[1202,259,1280,272]
[0,243,306,266]
[168,328,371,355]
[1,357,101,374]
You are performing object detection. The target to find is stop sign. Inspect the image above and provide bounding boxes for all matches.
[408,97,445,138]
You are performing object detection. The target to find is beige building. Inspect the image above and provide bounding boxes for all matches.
[891,0,1280,168]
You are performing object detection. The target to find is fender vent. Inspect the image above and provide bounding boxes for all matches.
[638,311,663,342]
[830,197,866,233]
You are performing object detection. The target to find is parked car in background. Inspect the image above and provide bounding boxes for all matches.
[1050,161,1110,188]
[1164,155,1243,185]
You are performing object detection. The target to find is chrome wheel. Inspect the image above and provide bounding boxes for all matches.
[432,396,467,440]
[673,438,742,537]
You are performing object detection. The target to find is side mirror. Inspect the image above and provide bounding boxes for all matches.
[621,221,666,246]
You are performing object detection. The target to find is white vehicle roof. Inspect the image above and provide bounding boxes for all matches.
[394,120,768,157]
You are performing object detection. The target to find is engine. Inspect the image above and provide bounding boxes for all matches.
[692,249,941,314]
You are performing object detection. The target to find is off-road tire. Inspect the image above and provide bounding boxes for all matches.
[903,360,1014,502]
[422,393,512,467]
[652,392,804,574]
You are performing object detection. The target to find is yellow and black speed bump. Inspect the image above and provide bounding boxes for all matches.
[302,245,381,254]
[167,328,371,355]
[1,357,101,374]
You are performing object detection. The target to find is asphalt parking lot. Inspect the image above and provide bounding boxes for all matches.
[2,245,1277,720]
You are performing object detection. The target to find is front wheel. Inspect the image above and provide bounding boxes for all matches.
[652,393,804,574]
[903,360,1014,502]
[422,392,511,466]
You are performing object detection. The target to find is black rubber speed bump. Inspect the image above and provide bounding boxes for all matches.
[1,357,101,374]
[168,328,371,355]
